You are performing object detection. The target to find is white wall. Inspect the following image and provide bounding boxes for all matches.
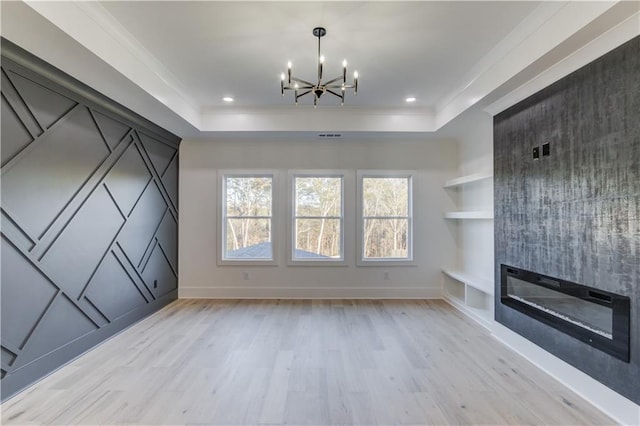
[179,137,458,298]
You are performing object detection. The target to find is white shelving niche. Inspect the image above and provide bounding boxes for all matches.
[444,172,493,220]
[443,171,495,328]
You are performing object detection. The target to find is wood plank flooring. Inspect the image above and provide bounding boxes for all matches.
[2,299,614,425]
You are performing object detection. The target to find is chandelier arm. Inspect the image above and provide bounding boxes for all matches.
[285,84,313,90]
[323,76,345,86]
[290,77,315,87]
[326,90,344,99]
[326,84,353,89]
[296,90,312,98]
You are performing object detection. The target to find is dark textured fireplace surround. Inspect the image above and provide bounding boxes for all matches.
[494,36,639,404]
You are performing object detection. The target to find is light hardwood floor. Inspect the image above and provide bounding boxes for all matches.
[2,299,614,425]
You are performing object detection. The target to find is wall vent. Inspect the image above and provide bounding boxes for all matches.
[317,133,342,138]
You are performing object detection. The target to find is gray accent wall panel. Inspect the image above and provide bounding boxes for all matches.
[1,94,33,165]
[494,36,639,404]
[118,180,168,267]
[2,105,111,239]
[0,39,180,399]
[104,143,152,216]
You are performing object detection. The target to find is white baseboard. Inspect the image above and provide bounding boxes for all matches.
[492,322,640,426]
[178,286,443,299]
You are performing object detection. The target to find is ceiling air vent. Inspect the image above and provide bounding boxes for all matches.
[318,133,342,139]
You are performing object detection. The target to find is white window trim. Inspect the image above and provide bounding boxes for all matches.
[356,170,416,266]
[217,170,279,266]
[287,170,348,266]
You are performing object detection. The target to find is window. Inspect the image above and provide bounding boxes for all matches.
[221,174,274,262]
[358,172,414,262]
[292,174,344,261]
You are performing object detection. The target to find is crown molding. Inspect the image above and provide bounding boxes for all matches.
[434,0,622,129]
[485,6,640,116]
[23,0,202,128]
[17,0,638,135]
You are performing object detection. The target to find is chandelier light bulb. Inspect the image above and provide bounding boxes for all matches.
[319,55,325,64]
[287,61,292,69]
[294,83,299,89]
[353,71,359,79]
[280,73,285,81]
[342,59,347,67]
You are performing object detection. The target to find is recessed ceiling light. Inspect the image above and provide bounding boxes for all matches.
[223,97,234,102]
[405,97,417,103]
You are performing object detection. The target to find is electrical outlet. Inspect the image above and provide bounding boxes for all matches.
[533,146,540,159]
[383,271,390,280]
[542,142,550,157]
[242,271,249,280]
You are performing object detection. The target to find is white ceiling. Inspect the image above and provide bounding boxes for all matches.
[97,1,538,109]
[2,1,639,137]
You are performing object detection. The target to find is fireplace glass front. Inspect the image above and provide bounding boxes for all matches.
[501,265,630,362]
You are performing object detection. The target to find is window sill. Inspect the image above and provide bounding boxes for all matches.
[357,259,417,267]
[217,259,279,266]
[287,259,349,267]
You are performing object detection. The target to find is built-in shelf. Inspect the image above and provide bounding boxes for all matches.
[442,169,494,328]
[444,290,493,329]
[442,269,494,329]
[443,172,493,188]
[444,211,493,219]
[442,269,494,295]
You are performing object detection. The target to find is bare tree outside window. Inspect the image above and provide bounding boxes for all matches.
[362,176,412,259]
[294,176,343,259]
[223,175,273,260]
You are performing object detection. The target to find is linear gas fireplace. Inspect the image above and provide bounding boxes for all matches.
[501,265,630,362]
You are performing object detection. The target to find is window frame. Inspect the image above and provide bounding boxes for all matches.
[218,170,278,266]
[287,170,347,265]
[356,170,416,266]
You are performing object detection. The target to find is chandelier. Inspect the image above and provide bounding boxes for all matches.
[280,27,358,106]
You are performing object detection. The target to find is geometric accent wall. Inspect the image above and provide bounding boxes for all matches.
[494,35,639,404]
[1,39,180,401]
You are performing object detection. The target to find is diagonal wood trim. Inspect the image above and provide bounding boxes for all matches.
[112,244,154,302]
[134,130,178,218]
[0,104,82,178]
[0,38,180,147]
[0,68,42,140]
[30,131,133,261]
